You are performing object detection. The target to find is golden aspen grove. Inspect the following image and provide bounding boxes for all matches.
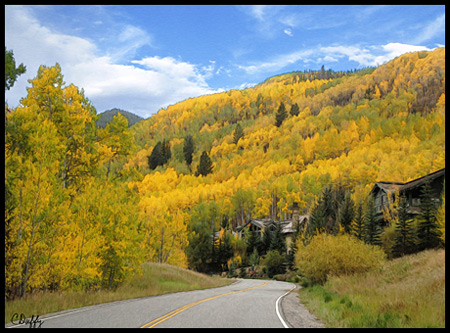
[5,48,445,298]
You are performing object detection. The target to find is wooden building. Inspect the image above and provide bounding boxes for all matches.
[369,168,445,223]
[237,202,309,253]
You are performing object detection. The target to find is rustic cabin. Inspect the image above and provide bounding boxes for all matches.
[369,168,445,223]
[237,202,309,253]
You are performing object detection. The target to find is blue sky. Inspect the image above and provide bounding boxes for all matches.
[5,5,445,118]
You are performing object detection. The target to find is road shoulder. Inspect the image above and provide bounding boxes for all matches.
[280,286,325,328]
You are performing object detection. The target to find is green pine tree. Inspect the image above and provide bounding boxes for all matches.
[196,151,214,177]
[417,180,442,251]
[364,196,382,246]
[275,102,288,127]
[269,222,286,254]
[148,141,163,170]
[246,228,261,256]
[392,194,416,257]
[161,139,171,164]
[337,192,355,233]
[351,201,365,241]
[183,135,195,169]
[261,226,273,255]
[290,103,300,116]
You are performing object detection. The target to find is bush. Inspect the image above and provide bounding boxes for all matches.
[261,250,285,278]
[295,233,386,285]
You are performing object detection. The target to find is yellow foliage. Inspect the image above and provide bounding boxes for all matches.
[295,233,386,285]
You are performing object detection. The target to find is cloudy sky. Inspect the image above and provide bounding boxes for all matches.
[5,5,445,118]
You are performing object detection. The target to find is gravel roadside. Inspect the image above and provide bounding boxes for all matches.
[280,286,325,328]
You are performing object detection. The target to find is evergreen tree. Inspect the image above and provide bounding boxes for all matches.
[351,201,365,241]
[233,123,244,144]
[261,227,273,255]
[196,151,214,177]
[246,229,261,256]
[183,135,195,168]
[161,139,171,164]
[275,102,288,127]
[416,180,442,251]
[148,141,163,170]
[290,103,300,117]
[392,194,416,257]
[337,192,355,233]
[214,230,234,272]
[364,196,382,246]
[269,222,286,254]
[307,194,327,237]
[148,140,171,170]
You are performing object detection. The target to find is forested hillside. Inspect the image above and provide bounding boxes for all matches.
[126,48,444,267]
[96,108,143,128]
[5,48,445,298]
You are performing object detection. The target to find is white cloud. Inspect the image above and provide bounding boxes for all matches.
[321,43,433,67]
[238,42,436,76]
[237,49,314,74]
[284,29,294,37]
[5,5,218,118]
[411,13,445,44]
[323,55,338,63]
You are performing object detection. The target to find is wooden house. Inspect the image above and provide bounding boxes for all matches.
[237,202,309,253]
[369,168,445,223]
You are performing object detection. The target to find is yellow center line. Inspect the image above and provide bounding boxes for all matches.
[140,281,270,328]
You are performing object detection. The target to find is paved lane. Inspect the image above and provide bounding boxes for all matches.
[7,279,297,328]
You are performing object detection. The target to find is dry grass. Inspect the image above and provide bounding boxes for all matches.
[5,262,232,324]
[299,249,445,328]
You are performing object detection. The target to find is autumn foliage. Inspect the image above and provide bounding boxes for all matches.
[295,233,386,285]
[5,48,445,297]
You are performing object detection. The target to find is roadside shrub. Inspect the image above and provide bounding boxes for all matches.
[295,233,386,285]
[261,250,285,278]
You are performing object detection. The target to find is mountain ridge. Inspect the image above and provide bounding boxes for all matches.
[96,108,144,128]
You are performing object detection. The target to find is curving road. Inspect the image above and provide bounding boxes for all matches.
[7,279,323,328]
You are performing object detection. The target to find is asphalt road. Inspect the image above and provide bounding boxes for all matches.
[6,279,323,328]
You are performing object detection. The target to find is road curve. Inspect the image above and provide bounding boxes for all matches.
[6,279,320,328]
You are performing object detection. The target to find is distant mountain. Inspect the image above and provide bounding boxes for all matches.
[97,108,143,128]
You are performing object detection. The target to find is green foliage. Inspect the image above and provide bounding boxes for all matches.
[290,102,300,116]
[96,108,143,128]
[416,180,442,251]
[351,201,365,241]
[275,102,288,127]
[364,196,382,246]
[182,135,195,168]
[391,194,416,257]
[269,222,286,254]
[5,47,26,91]
[147,140,171,170]
[196,150,214,177]
[306,184,355,238]
[261,249,285,278]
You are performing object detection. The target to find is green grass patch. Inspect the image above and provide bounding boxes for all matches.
[5,262,232,324]
[298,249,445,328]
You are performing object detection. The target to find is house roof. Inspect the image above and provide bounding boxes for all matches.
[370,168,445,195]
[237,216,309,234]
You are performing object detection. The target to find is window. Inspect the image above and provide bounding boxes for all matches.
[411,198,420,206]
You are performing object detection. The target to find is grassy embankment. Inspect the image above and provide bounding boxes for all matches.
[5,263,232,324]
[298,248,445,328]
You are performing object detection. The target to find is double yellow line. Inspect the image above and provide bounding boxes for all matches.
[140,281,269,328]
